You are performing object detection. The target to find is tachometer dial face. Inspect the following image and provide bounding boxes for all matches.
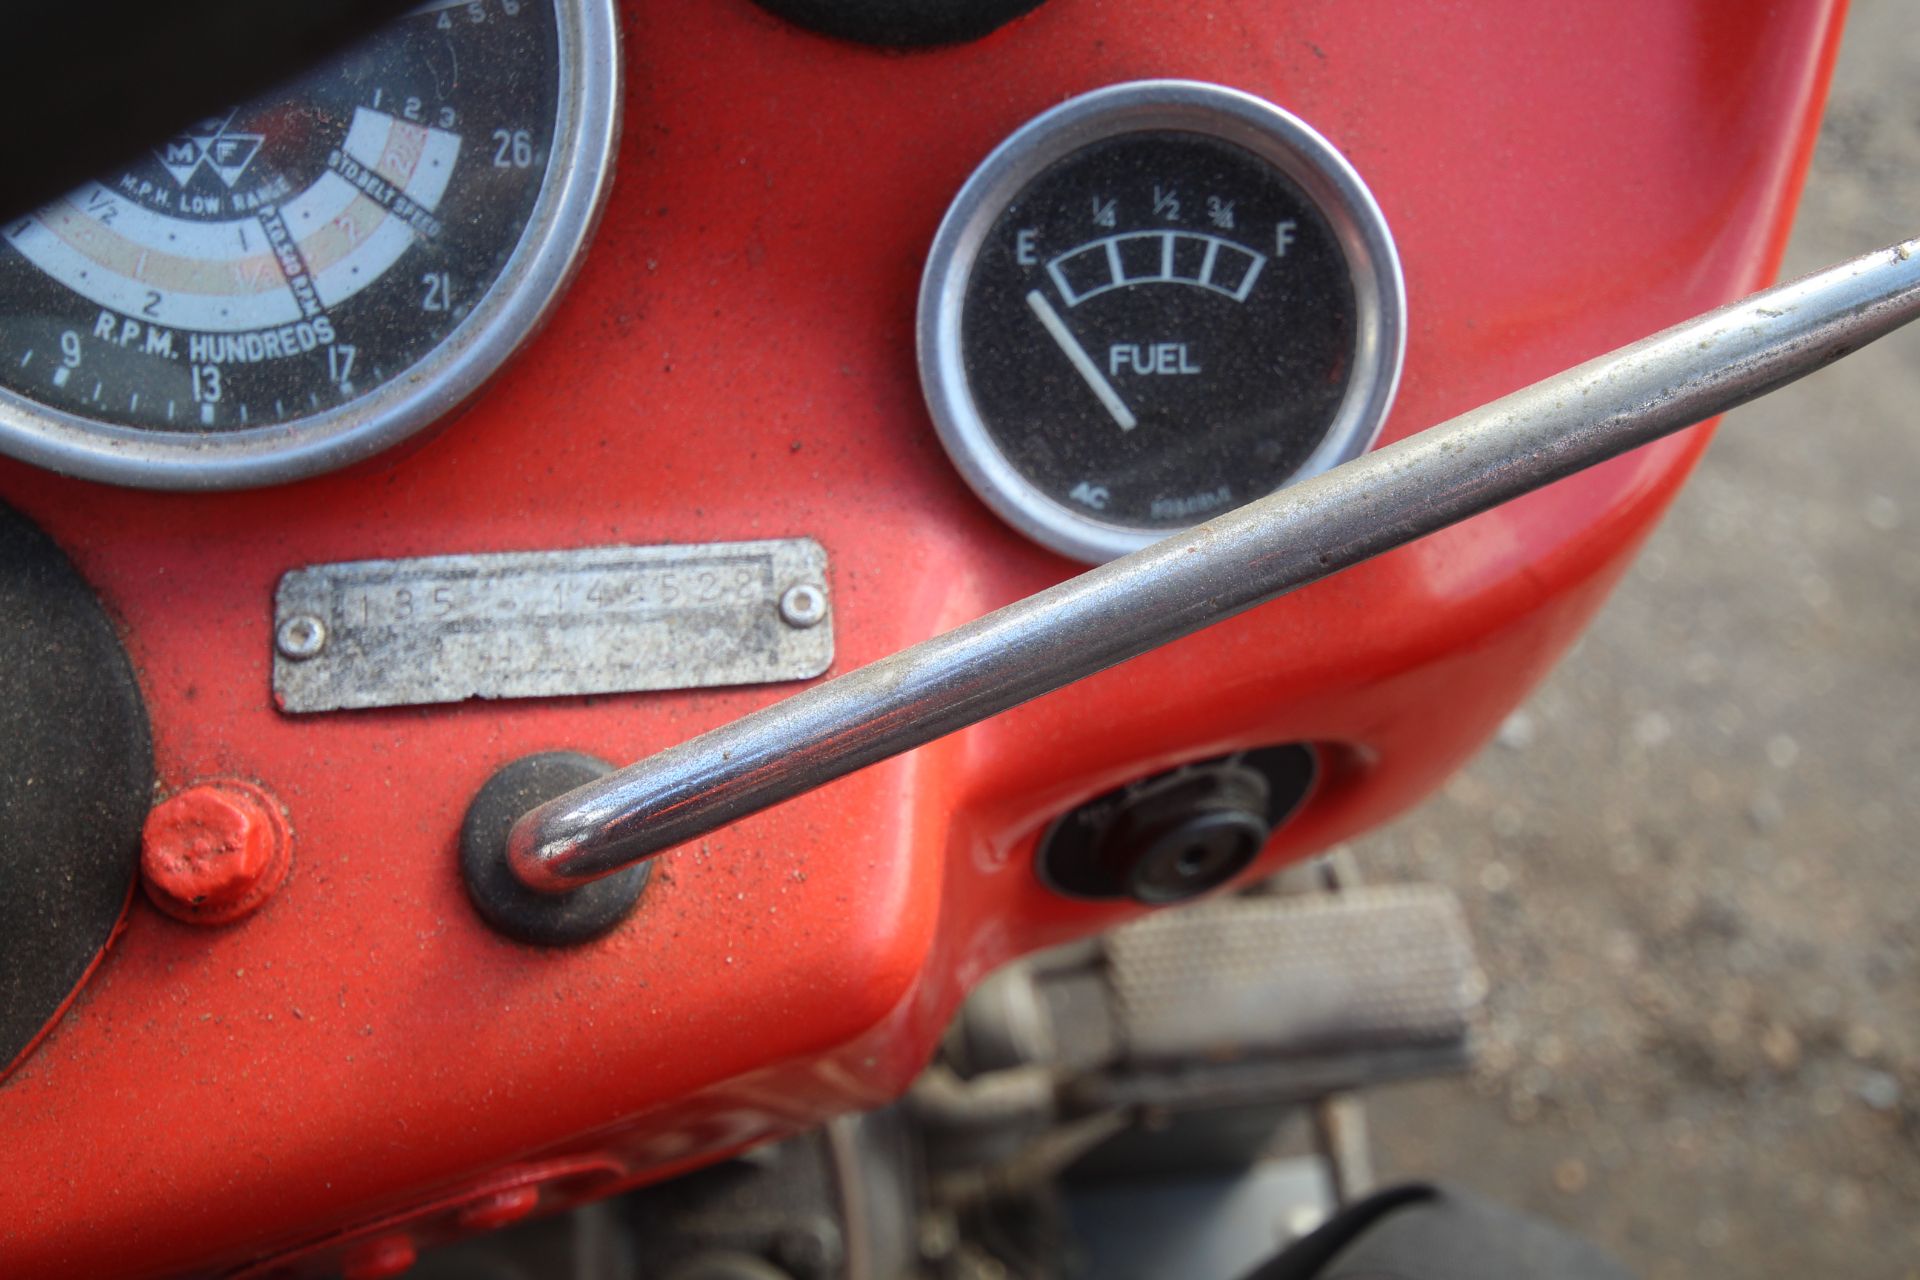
[919,82,1405,563]
[0,0,618,490]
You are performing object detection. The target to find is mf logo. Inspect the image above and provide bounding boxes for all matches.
[155,115,265,189]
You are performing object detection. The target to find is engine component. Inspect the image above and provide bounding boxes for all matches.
[0,502,152,1080]
[616,1113,917,1280]
[910,877,1485,1279]
[0,0,618,489]
[919,81,1406,563]
[1035,745,1317,903]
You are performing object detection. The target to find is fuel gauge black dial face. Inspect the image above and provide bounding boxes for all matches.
[963,132,1356,532]
[920,82,1405,563]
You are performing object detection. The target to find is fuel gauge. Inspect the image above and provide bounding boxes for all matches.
[919,81,1405,563]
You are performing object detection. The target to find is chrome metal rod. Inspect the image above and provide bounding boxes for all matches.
[511,239,1920,892]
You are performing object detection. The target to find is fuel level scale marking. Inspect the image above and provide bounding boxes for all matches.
[1045,229,1266,307]
[1027,223,1282,431]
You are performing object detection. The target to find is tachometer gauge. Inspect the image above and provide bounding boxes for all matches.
[0,0,617,490]
[919,81,1405,563]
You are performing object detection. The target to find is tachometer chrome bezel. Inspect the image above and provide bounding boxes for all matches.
[0,0,620,491]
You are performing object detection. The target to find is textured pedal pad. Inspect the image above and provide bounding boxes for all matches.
[1101,885,1485,1067]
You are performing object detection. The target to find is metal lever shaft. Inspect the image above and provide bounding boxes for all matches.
[510,239,1920,893]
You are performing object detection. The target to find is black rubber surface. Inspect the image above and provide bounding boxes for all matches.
[748,0,1050,47]
[1242,1183,1637,1280]
[0,503,152,1078]
[461,752,651,947]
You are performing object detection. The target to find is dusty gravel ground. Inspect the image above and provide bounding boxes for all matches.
[1360,3,1920,1276]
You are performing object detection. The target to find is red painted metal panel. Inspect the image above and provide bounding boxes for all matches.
[0,0,1845,1274]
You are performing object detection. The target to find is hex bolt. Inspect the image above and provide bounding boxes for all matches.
[454,1184,541,1233]
[276,612,328,660]
[777,583,827,629]
[141,779,292,925]
[339,1234,418,1280]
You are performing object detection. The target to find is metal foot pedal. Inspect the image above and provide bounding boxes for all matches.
[924,881,1485,1279]
[1116,884,1481,1056]
[1081,885,1485,1109]
[951,884,1484,1110]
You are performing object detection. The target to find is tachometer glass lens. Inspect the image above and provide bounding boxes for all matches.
[0,0,614,488]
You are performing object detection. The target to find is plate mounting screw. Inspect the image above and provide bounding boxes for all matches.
[778,583,828,629]
[277,613,327,659]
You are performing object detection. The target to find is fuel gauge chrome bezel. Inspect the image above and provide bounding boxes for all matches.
[917,80,1407,564]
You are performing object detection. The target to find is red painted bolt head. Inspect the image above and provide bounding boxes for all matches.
[455,1184,541,1232]
[340,1233,417,1280]
[141,779,291,925]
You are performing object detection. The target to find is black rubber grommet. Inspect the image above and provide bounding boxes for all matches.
[748,0,1050,48]
[460,752,649,947]
[1036,744,1319,903]
[1120,802,1272,905]
[1104,765,1272,905]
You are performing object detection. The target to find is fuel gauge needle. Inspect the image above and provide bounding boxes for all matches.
[1025,289,1137,430]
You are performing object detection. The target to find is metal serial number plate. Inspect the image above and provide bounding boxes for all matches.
[273,539,833,713]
